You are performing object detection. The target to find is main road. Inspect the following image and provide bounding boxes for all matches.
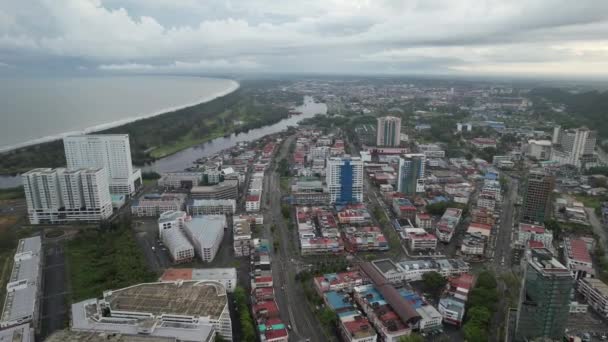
[493,177,518,270]
[262,135,326,342]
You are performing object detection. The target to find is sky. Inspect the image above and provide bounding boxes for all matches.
[2,0,608,77]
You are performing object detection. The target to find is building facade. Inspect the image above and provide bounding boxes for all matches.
[515,249,574,341]
[397,154,425,195]
[63,134,141,195]
[326,157,364,203]
[23,168,113,224]
[376,116,402,147]
[551,127,597,168]
[521,171,555,224]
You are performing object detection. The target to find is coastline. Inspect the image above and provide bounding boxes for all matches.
[0,78,240,153]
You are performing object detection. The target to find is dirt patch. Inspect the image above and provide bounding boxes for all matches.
[0,216,18,232]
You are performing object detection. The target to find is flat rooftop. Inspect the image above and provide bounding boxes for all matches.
[45,331,176,342]
[105,281,226,319]
[372,259,400,274]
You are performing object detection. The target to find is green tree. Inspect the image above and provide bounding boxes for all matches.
[463,322,488,342]
[422,271,448,300]
[466,306,491,326]
[476,270,497,289]
[398,333,424,342]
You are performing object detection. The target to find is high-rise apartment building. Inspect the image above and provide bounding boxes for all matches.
[326,156,364,203]
[376,116,402,147]
[551,126,597,168]
[23,168,112,224]
[397,154,425,195]
[63,134,142,195]
[521,170,555,224]
[515,248,573,341]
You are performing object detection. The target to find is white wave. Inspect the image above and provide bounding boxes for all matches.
[0,80,240,153]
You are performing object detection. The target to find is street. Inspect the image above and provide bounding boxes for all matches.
[262,135,328,342]
[38,241,69,340]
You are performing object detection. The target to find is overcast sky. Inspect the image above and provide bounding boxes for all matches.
[2,0,608,77]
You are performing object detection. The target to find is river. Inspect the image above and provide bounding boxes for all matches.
[0,96,326,188]
[143,96,327,172]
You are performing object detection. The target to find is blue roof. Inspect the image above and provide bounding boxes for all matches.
[429,196,449,204]
[325,291,354,311]
[398,289,425,309]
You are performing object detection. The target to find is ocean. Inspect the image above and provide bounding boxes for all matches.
[0,76,238,151]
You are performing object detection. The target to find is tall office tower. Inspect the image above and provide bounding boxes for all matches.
[521,170,555,224]
[515,248,573,341]
[22,168,112,224]
[397,154,425,195]
[551,126,597,167]
[376,116,402,147]
[326,156,364,203]
[63,134,142,195]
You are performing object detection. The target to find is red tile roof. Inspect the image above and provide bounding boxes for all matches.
[160,268,193,281]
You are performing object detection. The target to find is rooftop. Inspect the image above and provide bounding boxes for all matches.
[184,215,226,248]
[0,323,31,342]
[565,238,592,264]
[45,331,176,342]
[105,281,227,319]
[581,278,608,297]
[1,236,41,325]
[160,268,236,282]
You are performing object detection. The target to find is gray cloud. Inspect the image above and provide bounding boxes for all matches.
[1,0,608,76]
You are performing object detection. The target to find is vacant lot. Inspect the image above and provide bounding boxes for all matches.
[66,226,157,302]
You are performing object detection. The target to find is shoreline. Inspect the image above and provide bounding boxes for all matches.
[0,78,240,153]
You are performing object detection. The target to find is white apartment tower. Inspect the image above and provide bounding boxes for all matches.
[551,127,597,168]
[326,156,364,203]
[376,116,402,147]
[23,168,112,224]
[63,134,142,195]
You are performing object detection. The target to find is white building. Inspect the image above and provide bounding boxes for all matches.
[326,157,364,203]
[517,223,553,249]
[527,140,552,160]
[578,278,608,318]
[161,268,237,293]
[187,199,236,216]
[184,215,226,262]
[23,168,113,224]
[158,172,203,189]
[551,127,597,168]
[71,281,231,340]
[131,193,187,217]
[456,123,472,132]
[1,237,41,329]
[157,211,194,263]
[246,195,261,212]
[233,216,253,257]
[377,116,402,147]
[64,134,142,195]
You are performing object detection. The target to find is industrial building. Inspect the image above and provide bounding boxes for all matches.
[187,199,236,216]
[183,215,226,262]
[158,172,203,189]
[191,180,239,200]
[71,281,231,341]
[131,193,187,217]
[157,211,194,263]
[0,236,41,328]
[160,268,237,293]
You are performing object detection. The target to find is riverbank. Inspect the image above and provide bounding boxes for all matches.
[0,80,304,178]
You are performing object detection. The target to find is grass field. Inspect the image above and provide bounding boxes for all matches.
[66,227,157,302]
[0,187,24,201]
[574,194,605,209]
